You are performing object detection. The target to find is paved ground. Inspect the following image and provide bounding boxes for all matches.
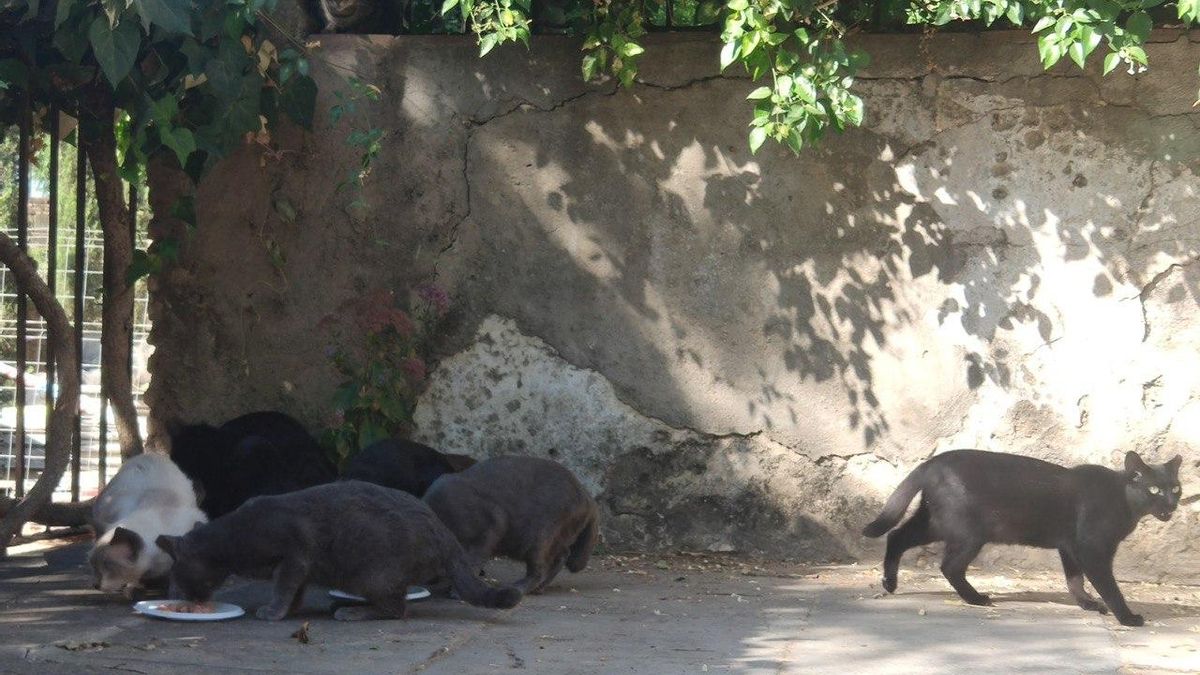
[1,539,1198,674]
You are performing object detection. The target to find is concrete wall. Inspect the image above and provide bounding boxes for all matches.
[146,31,1200,578]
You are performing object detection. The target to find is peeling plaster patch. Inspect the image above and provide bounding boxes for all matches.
[414,316,862,560]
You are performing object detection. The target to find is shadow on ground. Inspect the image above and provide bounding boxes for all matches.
[1,543,1197,674]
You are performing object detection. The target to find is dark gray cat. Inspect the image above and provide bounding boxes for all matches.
[423,455,599,594]
[863,449,1182,626]
[155,481,522,621]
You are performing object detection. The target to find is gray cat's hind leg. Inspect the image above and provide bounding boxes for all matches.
[256,558,310,621]
[334,591,407,621]
[531,554,567,594]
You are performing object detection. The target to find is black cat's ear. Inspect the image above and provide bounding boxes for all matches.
[1125,451,1148,477]
[111,527,143,561]
[155,535,181,560]
[1166,455,1183,475]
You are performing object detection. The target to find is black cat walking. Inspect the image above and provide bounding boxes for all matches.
[863,449,1182,627]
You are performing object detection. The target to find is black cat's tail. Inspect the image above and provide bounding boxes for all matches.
[862,463,928,538]
[449,559,523,610]
[566,509,599,573]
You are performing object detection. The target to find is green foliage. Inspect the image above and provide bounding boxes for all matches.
[322,285,450,467]
[445,0,533,55]
[444,0,1200,153]
[0,0,379,282]
[582,0,647,87]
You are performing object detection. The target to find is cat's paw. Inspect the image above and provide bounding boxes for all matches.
[255,605,289,621]
[965,594,993,607]
[1117,613,1144,627]
[881,576,897,594]
[1077,598,1106,614]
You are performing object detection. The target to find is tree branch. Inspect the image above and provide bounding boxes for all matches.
[79,91,143,459]
[0,231,81,554]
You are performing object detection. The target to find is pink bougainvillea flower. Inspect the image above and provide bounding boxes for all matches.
[417,283,450,317]
[400,356,426,383]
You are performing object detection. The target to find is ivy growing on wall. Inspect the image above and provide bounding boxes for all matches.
[445,0,1200,153]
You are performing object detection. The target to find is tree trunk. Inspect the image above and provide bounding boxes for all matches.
[0,232,82,554]
[79,95,143,459]
[143,151,194,452]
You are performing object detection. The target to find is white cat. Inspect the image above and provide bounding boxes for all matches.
[89,453,207,597]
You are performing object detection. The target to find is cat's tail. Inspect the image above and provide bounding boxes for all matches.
[449,559,523,610]
[861,463,928,538]
[566,508,599,573]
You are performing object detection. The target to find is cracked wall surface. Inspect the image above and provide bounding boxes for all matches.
[147,32,1200,578]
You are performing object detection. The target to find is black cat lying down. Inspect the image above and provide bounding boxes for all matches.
[155,481,522,621]
[424,455,598,594]
[864,449,1182,626]
[340,438,476,497]
[168,411,336,519]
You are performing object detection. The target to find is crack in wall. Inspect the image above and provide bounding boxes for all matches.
[1130,255,1200,342]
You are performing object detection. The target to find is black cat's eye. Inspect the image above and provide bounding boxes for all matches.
[1148,486,1161,495]
[1172,486,1182,495]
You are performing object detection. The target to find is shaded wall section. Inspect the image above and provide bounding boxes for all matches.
[146,31,1200,578]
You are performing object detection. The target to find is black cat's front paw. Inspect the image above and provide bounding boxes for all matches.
[255,605,290,621]
[1077,598,1107,614]
[882,576,897,594]
[1117,613,1144,627]
[964,594,993,607]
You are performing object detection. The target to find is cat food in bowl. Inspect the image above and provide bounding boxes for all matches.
[133,600,245,621]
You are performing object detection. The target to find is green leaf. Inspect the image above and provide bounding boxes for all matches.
[132,0,192,35]
[479,33,498,56]
[748,125,767,154]
[357,418,390,451]
[1068,41,1086,68]
[1126,11,1152,40]
[1102,51,1121,74]
[1031,15,1055,32]
[619,42,644,58]
[0,59,28,89]
[1180,0,1199,22]
[582,53,599,81]
[441,0,459,14]
[273,194,297,223]
[88,16,142,86]
[160,126,196,167]
[1005,2,1023,25]
[126,249,158,285]
[719,41,739,71]
[746,86,771,100]
[844,95,864,126]
[55,0,75,28]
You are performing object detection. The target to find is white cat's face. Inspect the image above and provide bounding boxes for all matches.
[89,527,150,595]
[89,543,144,594]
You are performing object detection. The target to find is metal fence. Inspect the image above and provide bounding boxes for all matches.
[0,102,151,505]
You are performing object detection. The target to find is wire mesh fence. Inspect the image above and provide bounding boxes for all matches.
[0,104,151,505]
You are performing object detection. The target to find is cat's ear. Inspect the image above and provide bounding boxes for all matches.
[1125,451,1148,477]
[155,535,181,561]
[1166,455,1183,475]
[111,527,143,561]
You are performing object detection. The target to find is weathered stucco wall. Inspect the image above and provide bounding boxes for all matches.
[147,31,1200,578]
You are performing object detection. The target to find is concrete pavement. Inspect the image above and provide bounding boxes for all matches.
[1,541,1197,674]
